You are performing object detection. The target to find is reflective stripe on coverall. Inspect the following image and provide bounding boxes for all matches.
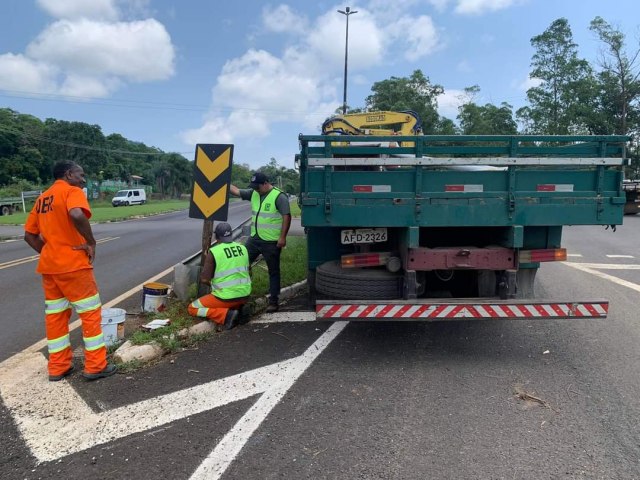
[43,269,107,376]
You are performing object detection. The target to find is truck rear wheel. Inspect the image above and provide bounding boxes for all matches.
[315,260,402,300]
[0,206,9,216]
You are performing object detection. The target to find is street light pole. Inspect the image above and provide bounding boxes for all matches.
[338,6,357,115]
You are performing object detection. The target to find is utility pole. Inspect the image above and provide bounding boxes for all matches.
[338,6,357,115]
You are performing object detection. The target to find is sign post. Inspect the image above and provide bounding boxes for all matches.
[189,144,234,296]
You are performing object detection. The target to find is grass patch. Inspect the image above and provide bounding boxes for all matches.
[0,199,189,225]
[127,298,207,352]
[250,236,307,298]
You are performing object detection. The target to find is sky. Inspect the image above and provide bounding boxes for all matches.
[1,0,639,172]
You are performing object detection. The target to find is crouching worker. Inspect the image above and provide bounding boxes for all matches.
[188,222,251,330]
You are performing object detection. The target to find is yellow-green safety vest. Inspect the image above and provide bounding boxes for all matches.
[210,242,251,299]
[250,188,284,241]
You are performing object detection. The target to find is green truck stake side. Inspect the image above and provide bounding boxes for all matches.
[296,133,631,321]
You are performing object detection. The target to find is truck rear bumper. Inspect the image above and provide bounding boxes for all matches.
[316,299,608,320]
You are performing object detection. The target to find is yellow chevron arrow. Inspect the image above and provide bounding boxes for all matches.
[192,183,228,218]
[196,146,231,182]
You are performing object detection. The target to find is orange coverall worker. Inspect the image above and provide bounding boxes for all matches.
[24,180,107,378]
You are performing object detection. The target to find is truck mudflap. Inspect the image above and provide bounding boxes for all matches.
[316,300,609,320]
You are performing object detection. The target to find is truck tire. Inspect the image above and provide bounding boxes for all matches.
[315,260,402,300]
[0,206,9,216]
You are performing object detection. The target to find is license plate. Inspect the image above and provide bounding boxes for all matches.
[341,228,388,244]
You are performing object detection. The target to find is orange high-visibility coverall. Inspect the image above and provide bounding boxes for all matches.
[188,295,247,325]
[24,181,107,377]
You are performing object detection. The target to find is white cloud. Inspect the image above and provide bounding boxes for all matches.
[262,4,308,34]
[36,0,119,21]
[438,89,467,119]
[27,19,175,83]
[0,54,58,93]
[517,75,543,91]
[454,0,519,15]
[386,15,440,61]
[181,3,442,148]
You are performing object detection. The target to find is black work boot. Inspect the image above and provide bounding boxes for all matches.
[266,303,279,313]
[49,364,75,382]
[82,364,117,381]
[224,309,239,330]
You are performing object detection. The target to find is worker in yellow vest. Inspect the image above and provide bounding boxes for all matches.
[230,172,291,312]
[187,222,251,329]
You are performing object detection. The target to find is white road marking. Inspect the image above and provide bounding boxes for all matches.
[190,321,348,480]
[567,253,583,257]
[606,254,635,258]
[564,262,640,294]
[0,237,119,271]
[252,312,317,323]
[566,263,640,270]
[0,321,349,467]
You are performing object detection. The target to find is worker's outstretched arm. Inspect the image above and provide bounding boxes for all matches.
[229,184,241,197]
[69,207,97,264]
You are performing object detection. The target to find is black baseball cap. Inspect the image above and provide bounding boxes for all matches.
[214,222,233,243]
[248,172,269,189]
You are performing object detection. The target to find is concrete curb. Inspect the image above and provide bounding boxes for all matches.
[112,279,308,366]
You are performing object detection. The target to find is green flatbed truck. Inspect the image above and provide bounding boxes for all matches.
[297,134,630,321]
[0,197,22,216]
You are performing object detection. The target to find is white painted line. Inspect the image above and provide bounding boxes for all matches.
[252,312,317,323]
[563,263,640,294]
[567,254,583,258]
[0,321,349,465]
[566,262,640,270]
[189,321,348,480]
[606,254,635,258]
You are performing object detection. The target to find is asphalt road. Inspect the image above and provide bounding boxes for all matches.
[0,202,252,361]
[1,215,640,479]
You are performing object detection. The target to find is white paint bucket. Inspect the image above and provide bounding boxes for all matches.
[142,293,168,313]
[101,308,126,347]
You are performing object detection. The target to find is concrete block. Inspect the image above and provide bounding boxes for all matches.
[113,340,163,364]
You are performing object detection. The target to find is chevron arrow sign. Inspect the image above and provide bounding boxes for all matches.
[189,144,234,220]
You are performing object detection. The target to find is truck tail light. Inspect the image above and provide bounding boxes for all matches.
[342,252,390,268]
[519,248,567,263]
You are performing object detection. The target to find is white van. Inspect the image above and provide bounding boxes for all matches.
[112,188,147,207]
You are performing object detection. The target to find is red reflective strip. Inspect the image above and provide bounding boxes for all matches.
[517,305,531,316]
[445,185,464,192]
[535,305,550,317]
[358,304,377,318]
[583,303,599,317]
[324,305,343,317]
[447,305,464,317]
[342,304,360,317]
[353,185,372,192]
[411,305,431,318]
[483,305,499,317]
[465,306,481,318]
[552,304,566,316]
[394,305,412,318]
[537,184,555,191]
[377,304,395,317]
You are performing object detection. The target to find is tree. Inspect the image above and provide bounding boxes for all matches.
[458,86,517,135]
[589,16,640,135]
[364,70,453,134]
[517,18,595,134]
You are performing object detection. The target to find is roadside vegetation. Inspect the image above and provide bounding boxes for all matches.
[0,198,190,225]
